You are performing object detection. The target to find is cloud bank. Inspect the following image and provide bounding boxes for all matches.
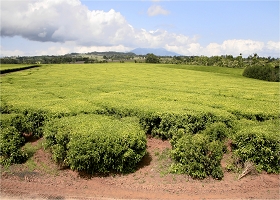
[1,0,279,57]
[147,5,170,16]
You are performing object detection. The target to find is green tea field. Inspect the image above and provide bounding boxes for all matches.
[1,63,278,117]
[1,63,279,199]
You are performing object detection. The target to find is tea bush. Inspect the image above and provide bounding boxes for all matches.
[139,111,235,139]
[0,126,27,165]
[11,109,48,138]
[0,109,48,166]
[170,133,224,179]
[44,115,147,174]
[231,128,280,173]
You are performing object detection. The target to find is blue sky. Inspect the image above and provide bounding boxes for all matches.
[1,0,279,57]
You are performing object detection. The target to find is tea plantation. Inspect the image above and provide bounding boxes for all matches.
[1,63,279,178]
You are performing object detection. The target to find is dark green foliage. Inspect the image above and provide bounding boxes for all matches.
[231,110,278,121]
[44,119,70,166]
[44,115,147,174]
[67,130,146,174]
[0,65,41,74]
[231,130,280,173]
[11,109,48,138]
[170,134,224,179]
[0,109,48,166]
[243,64,279,82]
[0,127,27,165]
[202,122,229,142]
[95,105,138,119]
[0,101,12,114]
[145,53,160,63]
[139,111,234,139]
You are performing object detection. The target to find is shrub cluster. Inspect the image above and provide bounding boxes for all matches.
[44,115,147,174]
[139,111,234,139]
[0,126,27,165]
[0,109,47,166]
[170,134,224,179]
[242,64,279,82]
[231,129,280,173]
[95,106,236,179]
[11,109,47,138]
[169,122,230,179]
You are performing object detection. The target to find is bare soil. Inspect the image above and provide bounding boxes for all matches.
[1,137,279,200]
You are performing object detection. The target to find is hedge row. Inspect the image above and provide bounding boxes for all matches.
[1,104,279,179]
[95,105,235,179]
[44,115,147,174]
[242,64,279,82]
[0,65,41,74]
[139,111,235,139]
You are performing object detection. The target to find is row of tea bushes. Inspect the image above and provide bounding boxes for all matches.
[44,114,147,174]
[1,104,279,179]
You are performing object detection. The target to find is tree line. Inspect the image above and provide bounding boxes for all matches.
[1,52,278,68]
[146,53,279,68]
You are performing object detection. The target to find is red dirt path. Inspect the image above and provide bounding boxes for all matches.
[1,137,279,200]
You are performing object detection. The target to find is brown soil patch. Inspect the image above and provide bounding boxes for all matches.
[1,137,279,200]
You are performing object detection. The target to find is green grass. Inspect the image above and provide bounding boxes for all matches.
[1,63,278,119]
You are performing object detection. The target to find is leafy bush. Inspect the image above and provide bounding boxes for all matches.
[44,119,71,166]
[11,109,48,138]
[231,129,280,173]
[202,122,229,142]
[243,64,279,82]
[0,109,48,166]
[0,101,12,114]
[170,134,224,179]
[44,115,147,174]
[230,110,278,121]
[139,111,234,139]
[0,126,27,165]
[145,53,160,63]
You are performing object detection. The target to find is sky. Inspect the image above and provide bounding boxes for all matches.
[0,0,279,57]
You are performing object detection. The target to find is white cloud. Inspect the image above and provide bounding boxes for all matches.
[165,39,278,57]
[266,41,280,51]
[1,0,172,49]
[147,5,170,16]
[0,46,25,57]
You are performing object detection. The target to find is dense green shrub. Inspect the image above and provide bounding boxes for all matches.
[44,115,147,174]
[202,122,229,142]
[0,126,27,165]
[139,111,234,139]
[170,134,224,179]
[0,101,12,114]
[243,64,279,82]
[11,109,48,138]
[145,53,160,63]
[231,130,280,173]
[0,109,48,166]
[230,110,279,121]
[44,119,71,166]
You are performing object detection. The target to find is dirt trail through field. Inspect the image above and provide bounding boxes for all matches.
[1,137,279,200]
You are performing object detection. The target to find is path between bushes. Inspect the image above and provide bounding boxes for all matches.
[1,137,279,200]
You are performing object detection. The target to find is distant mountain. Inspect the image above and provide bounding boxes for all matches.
[130,48,181,56]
